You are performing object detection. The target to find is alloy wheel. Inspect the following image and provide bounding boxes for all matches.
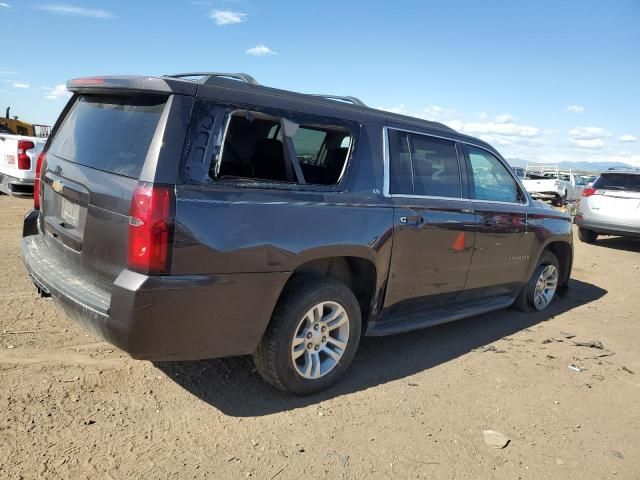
[290,301,350,379]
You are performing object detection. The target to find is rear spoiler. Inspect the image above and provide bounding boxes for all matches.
[67,76,198,96]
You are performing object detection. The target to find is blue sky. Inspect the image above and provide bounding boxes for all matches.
[1,0,639,166]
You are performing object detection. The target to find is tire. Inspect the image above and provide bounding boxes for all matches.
[513,251,560,312]
[578,227,598,244]
[252,275,362,395]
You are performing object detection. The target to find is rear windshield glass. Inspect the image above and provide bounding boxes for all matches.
[593,173,640,192]
[49,95,166,178]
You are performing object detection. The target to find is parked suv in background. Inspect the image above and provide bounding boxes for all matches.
[576,169,640,243]
[21,73,573,395]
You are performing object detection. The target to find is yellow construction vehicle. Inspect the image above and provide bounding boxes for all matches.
[1,107,51,138]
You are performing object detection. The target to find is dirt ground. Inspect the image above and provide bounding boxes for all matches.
[1,194,639,480]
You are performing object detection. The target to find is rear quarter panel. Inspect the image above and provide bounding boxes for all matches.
[173,187,393,274]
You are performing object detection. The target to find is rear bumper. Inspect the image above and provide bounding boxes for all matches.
[0,172,34,196]
[22,230,289,361]
[575,216,640,238]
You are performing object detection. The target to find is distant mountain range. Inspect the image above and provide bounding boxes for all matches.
[507,158,635,173]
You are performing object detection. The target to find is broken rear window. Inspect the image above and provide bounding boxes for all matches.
[213,110,353,186]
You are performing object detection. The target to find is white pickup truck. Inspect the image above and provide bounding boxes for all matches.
[522,164,586,206]
[0,132,46,196]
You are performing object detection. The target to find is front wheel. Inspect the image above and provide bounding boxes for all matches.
[513,251,560,312]
[253,275,362,395]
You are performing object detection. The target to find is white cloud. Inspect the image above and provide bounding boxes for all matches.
[478,134,545,147]
[12,82,29,88]
[0,70,17,75]
[378,104,408,115]
[209,9,246,25]
[566,105,584,114]
[246,44,277,56]
[461,120,539,137]
[619,134,637,142]
[0,3,11,7]
[378,104,457,123]
[377,107,539,141]
[43,84,70,100]
[569,126,611,140]
[36,4,114,18]
[569,138,605,149]
[494,113,514,124]
[420,105,457,121]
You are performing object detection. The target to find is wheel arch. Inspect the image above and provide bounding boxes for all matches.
[542,240,573,287]
[283,256,380,333]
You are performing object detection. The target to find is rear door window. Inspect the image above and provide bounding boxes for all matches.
[593,173,640,192]
[408,134,461,197]
[387,129,462,197]
[49,95,166,178]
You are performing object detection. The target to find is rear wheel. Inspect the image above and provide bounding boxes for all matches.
[513,251,560,312]
[578,227,598,244]
[253,275,361,395]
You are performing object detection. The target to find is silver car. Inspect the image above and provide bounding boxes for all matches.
[576,169,640,243]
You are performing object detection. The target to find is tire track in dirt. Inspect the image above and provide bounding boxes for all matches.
[0,350,126,368]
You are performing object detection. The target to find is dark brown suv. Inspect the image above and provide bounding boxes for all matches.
[22,72,573,394]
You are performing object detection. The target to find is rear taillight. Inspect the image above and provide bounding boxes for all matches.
[582,188,599,197]
[34,151,46,210]
[17,140,35,170]
[127,183,175,275]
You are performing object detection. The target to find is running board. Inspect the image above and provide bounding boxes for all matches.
[367,296,515,336]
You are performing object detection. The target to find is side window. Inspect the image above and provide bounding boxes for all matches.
[214,110,353,186]
[467,146,520,203]
[388,129,412,194]
[408,134,461,197]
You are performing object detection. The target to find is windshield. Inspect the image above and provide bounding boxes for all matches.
[592,173,640,192]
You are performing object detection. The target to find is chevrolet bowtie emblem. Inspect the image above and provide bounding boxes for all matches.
[51,180,63,193]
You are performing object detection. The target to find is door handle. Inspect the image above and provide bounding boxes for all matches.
[400,215,424,226]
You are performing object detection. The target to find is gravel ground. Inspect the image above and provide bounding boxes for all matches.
[1,193,639,479]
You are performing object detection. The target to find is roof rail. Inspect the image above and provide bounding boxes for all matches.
[309,94,367,107]
[166,72,260,85]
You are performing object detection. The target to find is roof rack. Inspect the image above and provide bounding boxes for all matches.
[166,72,260,85]
[309,94,367,107]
